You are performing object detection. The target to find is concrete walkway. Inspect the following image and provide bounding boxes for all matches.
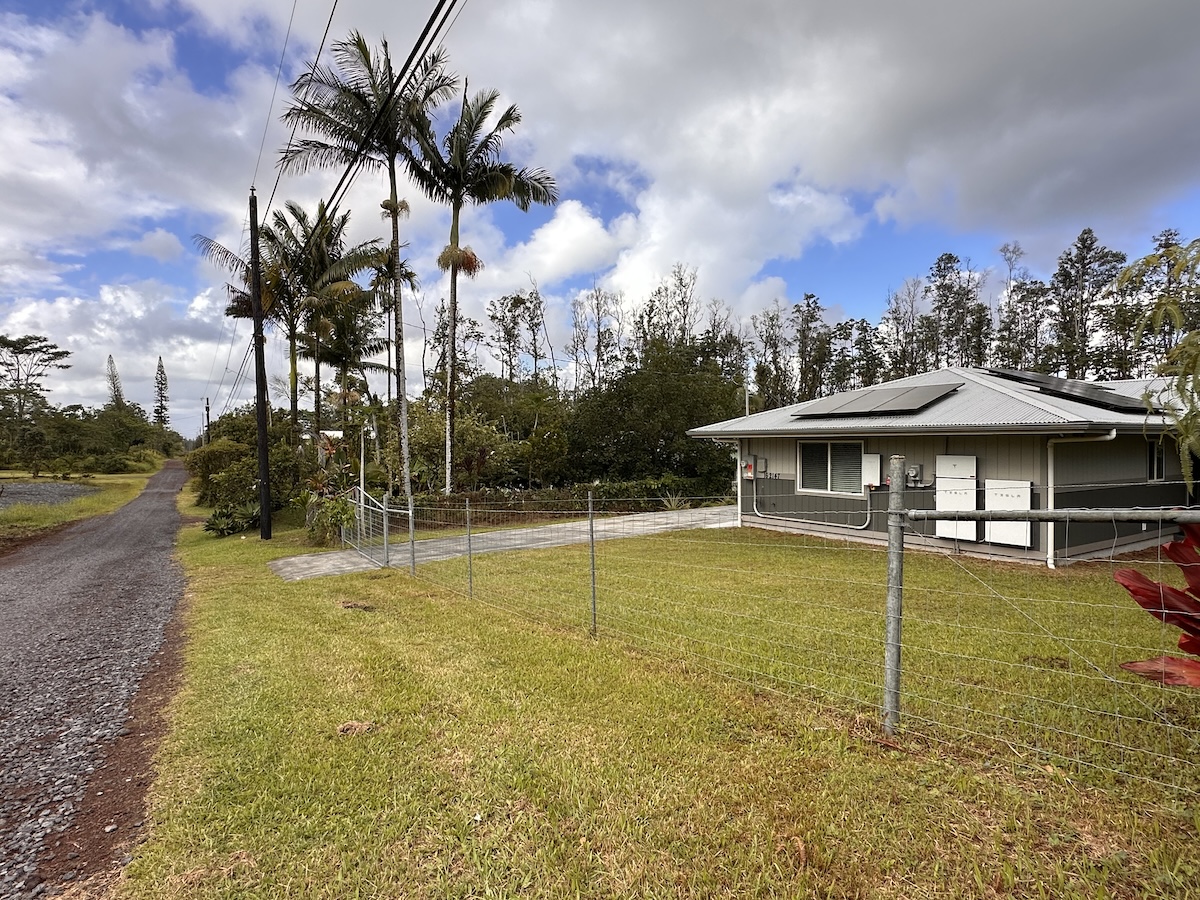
[269,504,738,582]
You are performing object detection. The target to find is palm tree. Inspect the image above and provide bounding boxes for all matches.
[192,232,302,433]
[195,201,382,439]
[405,85,558,494]
[280,31,456,502]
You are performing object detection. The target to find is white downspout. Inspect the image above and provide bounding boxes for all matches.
[1046,429,1116,568]
[736,439,744,527]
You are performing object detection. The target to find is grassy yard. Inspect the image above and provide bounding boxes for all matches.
[0,471,154,553]
[119,498,1199,898]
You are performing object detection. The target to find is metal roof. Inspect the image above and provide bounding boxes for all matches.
[688,367,1172,440]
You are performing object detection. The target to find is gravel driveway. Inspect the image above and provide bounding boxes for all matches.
[0,461,189,898]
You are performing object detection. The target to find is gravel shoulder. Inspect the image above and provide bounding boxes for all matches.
[0,461,189,899]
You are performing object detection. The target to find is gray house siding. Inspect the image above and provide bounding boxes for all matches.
[1051,436,1187,551]
[738,432,1180,561]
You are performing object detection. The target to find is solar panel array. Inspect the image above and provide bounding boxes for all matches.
[793,381,964,418]
[985,369,1156,414]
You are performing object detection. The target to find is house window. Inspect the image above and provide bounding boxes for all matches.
[798,441,863,494]
[1148,441,1166,482]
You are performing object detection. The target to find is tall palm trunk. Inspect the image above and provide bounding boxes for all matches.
[288,325,299,438]
[389,162,413,505]
[444,202,462,496]
[444,261,459,495]
[313,334,322,439]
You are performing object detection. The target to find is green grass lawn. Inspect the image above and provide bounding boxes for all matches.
[0,470,153,552]
[121,504,1200,898]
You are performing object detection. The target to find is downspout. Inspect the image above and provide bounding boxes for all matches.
[736,439,744,528]
[750,469,875,530]
[1046,429,1116,568]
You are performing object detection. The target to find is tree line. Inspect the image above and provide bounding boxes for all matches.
[0,336,181,474]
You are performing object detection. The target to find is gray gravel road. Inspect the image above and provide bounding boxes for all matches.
[0,461,188,898]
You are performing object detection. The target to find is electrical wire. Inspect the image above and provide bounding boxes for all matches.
[252,0,302,189]
[264,0,343,216]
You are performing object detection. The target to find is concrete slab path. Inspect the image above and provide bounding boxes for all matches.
[269,504,738,582]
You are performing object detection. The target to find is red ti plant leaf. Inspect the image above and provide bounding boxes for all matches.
[1119,656,1200,687]
[1180,633,1200,655]
[1161,538,1200,599]
[1181,522,1200,549]
[1113,568,1200,638]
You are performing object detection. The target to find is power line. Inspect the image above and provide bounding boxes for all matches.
[264,0,343,216]
[252,0,302,189]
[314,0,462,223]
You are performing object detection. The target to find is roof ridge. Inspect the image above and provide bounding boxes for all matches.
[955,368,1078,422]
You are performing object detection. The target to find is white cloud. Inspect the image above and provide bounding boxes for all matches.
[3,0,1200,415]
[129,228,186,262]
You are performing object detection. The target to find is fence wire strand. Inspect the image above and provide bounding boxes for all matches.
[343,488,1200,803]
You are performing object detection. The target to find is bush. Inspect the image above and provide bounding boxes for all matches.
[202,502,261,537]
[302,492,355,546]
[187,440,310,510]
[185,439,251,506]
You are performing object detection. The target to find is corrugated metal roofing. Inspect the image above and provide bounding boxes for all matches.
[688,367,1172,439]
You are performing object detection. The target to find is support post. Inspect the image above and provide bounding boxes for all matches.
[466,499,473,598]
[588,490,597,637]
[382,492,389,567]
[883,455,906,736]
[408,496,416,576]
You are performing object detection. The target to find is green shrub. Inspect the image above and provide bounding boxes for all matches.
[186,439,251,506]
[187,438,311,510]
[302,492,354,545]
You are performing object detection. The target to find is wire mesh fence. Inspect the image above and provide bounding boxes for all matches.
[346,479,1200,803]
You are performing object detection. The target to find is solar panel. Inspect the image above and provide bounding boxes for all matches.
[874,383,965,412]
[986,369,1156,414]
[794,381,962,418]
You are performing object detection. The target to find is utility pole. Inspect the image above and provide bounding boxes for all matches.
[249,188,272,539]
[204,397,210,445]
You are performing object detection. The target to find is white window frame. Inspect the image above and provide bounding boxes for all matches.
[1148,440,1166,483]
[796,440,865,496]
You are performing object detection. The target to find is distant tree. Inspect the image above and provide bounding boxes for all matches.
[1118,235,1200,485]
[851,319,885,388]
[486,292,526,383]
[105,355,126,408]
[153,357,169,427]
[1121,228,1200,363]
[569,285,623,394]
[925,253,990,367]
[881,279,935,378]
[751,299,794,409]
[994,277,1053,371]
[791,293,832,401]
[564,338,742,492]
[1049,228,1126,379]
[1094,290,1147,381]
[634,264,700,356]
[0,335,71,442]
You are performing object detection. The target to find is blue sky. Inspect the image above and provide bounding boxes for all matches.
[2,0,1200,439]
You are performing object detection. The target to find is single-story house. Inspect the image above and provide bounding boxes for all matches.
[688,367,1189,566]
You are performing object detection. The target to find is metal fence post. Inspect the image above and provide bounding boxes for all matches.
[883,455,906,736]
[408,496,416,576]
[466,498,473,598]
[382,492,389,567]
[589,490,597,637]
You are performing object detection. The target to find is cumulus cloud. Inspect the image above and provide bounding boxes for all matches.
[4,0,1200,412]
[128,228,186,262]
